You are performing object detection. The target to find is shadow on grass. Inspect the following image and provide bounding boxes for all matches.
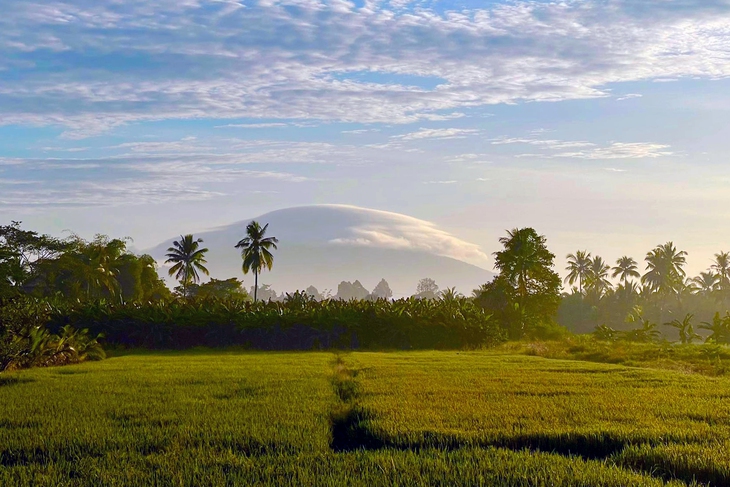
[0,376,34,387]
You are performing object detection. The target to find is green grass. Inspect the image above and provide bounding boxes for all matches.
[1,349,727,485]
[498,336,730,376]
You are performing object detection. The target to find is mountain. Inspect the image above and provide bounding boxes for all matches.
[147,205,495,297]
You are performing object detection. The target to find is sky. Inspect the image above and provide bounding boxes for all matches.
[2,0,730,279]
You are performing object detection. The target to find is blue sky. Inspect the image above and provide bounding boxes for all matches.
[2,0,730,277]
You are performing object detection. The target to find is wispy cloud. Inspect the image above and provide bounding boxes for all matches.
[554,143,673,160]
[216,123,290,129]
[493,136,673,160]
[1,1,728,135]
[394,128,479,140]
[491,137,596,150]
[616,93,643,101]
[342,128,381,134]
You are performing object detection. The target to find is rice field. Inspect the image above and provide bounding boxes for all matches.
[1,349,727,486]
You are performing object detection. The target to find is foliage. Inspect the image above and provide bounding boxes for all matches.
[641,242,687,295]
[565,250,591,294]
[699,312,730,344]
[0,221,71,298]
[415,277,439,299]
[612,256,640,285]
[4,295,503,351]
[235,221,278,302]
[663,314,701,345]
[187,278,249,301]
[555,242,730,341]
[0,222,169,303]
[478,228,561,339]
[0,299,104,371]
[165,234,210,297]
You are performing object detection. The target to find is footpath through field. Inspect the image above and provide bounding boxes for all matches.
[1,350,727,486]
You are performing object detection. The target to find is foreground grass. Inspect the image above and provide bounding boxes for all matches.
[351,351,730,484]
[1,350,726,485]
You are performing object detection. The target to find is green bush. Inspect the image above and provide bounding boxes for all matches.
[0,298,105,370]
[3,293,505,351]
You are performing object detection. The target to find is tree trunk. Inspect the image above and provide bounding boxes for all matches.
[254,270,258,302]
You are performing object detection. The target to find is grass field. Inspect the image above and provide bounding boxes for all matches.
[1,350,727,486]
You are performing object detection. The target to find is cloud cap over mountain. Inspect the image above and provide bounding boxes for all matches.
[149,205,494,297]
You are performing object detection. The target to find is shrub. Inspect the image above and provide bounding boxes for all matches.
[4,294,505,351]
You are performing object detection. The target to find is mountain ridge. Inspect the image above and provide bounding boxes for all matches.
[148,205,495,297]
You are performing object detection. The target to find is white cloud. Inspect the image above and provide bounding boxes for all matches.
[1,1,729,134]
[492,135,673,160]
[394,128,479,140]
[325,205,490,266]
[342,128,381,134]
[616,93,643,101]
[554,143,673,160]
[216,123,290,128]
[491,137,595,149]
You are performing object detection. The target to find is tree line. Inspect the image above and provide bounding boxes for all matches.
[558,244,730,341]
[3,218,730,373]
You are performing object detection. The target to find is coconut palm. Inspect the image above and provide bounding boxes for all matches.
[165,234,209,297]
[565,250,592,294]
[712,251,730,304]
[585,256,612,298]
[690,271,719,296]
[642,242,687,295]
[612,256,640,285]
[235,221,278,302]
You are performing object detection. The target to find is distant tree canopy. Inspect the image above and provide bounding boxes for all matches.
[187,278,248,301]
[250,284,280,302]
[475,228,562,339]
[556,243,730,341]
[415,278,439,299]
[305,285,322,300]
[336,280,370,300]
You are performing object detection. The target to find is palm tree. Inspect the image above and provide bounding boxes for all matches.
[565,251,592,294]
[690,271,719,296]
[235,221,278,302]
[642,242,688,295]
[585,256,612,298]
[612,256,640,285]
[165,235,209,297]
[712,251,730,306]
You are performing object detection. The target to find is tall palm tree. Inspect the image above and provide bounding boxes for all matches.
[565,250,592,294]
[585,256,612,298]
[712,251,730,305]
[165,234,209,297]
[235,221,278,302]
[642,242,688,295]
[612,256,640,285]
